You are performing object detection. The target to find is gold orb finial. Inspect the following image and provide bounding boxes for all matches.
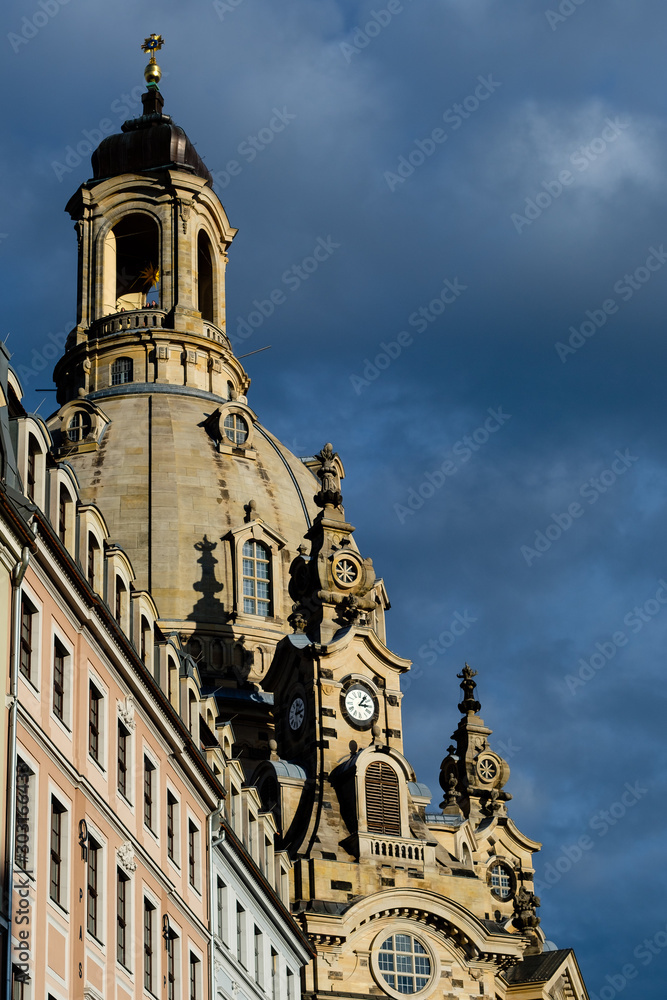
[141,33,164,88]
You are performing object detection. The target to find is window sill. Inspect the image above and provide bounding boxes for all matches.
[51,713,72,736]
[48,896,70,919]
[118,790,133,808]
[88,754,107,776]
[143,823,159,842]
[87,930,105,948]
[18,674,40,696]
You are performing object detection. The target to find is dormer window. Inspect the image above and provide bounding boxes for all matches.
[111,358,133,386]
[242,540,271,616]
[67,411,92,442]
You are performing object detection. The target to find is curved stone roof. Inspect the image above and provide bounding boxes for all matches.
[90,87,212,185]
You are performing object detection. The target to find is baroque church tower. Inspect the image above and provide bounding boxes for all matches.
[47,39,589,1000]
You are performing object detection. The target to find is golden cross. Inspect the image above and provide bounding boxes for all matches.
[141,34,164,57]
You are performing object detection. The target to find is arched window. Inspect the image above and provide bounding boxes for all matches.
[106,213,160,312]
[111,357,133,386]
[197,230,214,322]
[365,761,400,835]
[67,411,92,442]
[242,540,270,616]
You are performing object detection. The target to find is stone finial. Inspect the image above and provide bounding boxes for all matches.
[314,443,343,509]
[457,663,481,715]
[268,739,279,761]
[244,499,257,523]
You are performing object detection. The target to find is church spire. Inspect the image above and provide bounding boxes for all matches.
[439,665,512,826]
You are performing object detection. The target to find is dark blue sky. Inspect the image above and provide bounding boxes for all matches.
[2,0,667,994]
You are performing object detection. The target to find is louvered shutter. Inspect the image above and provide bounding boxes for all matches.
[365,761,401,835]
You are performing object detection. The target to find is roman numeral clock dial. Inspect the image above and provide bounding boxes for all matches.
[341,681,378,730]
[288,696,305,731]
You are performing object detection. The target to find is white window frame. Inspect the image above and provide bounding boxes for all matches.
[143,890,159,996]
[186,813,201,894]
[87,669,108,773]
[50,623,73,733]
[18,583,42,695]
[166,786,180,870]
[142,746,159,840]
[15,750,38,878]
[48,784,71,914]
[116,863,132,972]
[116,714,133,806]
[85,823,106,945]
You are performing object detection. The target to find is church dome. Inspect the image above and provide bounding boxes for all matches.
[91,87,213,184]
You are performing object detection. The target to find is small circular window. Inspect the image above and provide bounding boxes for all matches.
[377,934,432,995]
[477,755,498,782]
[334,557,358,586]
[488,861,515,901]
[224,413,248,446]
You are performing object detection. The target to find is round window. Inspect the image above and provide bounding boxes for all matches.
[377,933,432,995]
[334,557,358,586]
[224,413,248,446]
[477,755,498,782]
[488,861,515,901]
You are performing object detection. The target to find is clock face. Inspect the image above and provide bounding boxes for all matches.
[288,696,305,731]
[344,685,376,724]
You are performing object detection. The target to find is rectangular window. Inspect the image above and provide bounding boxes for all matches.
[58,489,67,542]
[231,785,239,832]
[216,878,225,939]
[189,952,200,1000]
[115,576,125,626]
[89,681,102,763]
[287,967,295,1000]
[87,532,97,588]
[254,926,263,984]
[248,812,257,859]
[117,868,129,968]
[188,820,198,888]
[144,756,155,831]
[236,902,246,965]
[11,967,27,1000]
[271,949,279,1000]
[26,443,36,502]
[167,931,178,1000]
[14,760,33,873]
[87,837,100,939]
[50,797,65,905]
[117,722,129,799]
[19,595,35,682]
[53,638,66,722]
[167,791,177,861]
[144,898,155,993]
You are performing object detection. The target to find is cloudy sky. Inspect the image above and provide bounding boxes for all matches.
[2,0,667,993]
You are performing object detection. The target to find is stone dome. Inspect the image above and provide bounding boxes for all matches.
[49,385,324,633]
